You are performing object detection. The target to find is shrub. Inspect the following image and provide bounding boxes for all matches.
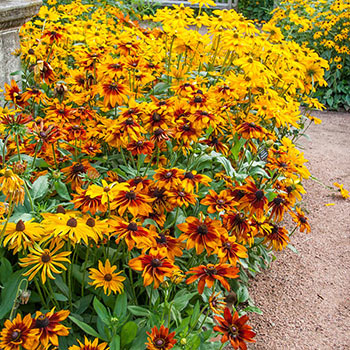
[0,0,325,349]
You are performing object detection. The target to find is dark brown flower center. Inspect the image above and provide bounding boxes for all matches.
[72,163,85,174]
[41,253,51,263]
[273,197,283,205]
[127,222,138,231]
[194,96,203,103]
[67,218,78,227]
[205,265,217,275]
[152,112,161,122]
[136,140,144,147]
[104,273,113,281]
[151,258,162,268]
[104,186,110,192]
[56,205,66,214]
[217,199,225,205]
[184,172,195,179]
[35,315,50,328]
[154,338,165,347]
[156,234,167,244]
[229,325,238,336]
[299,216,307,224]
[178,191,186,197]
[11,330,21,341]
[224,242,232,249]
[86,218,95,227]
[164,171,173,179]
[125,191,136,200]
[16,220,25,232]
[125,117,134,125]
[39,131,47,138]
[197,224,208,235]
[154,128,163,137]
[255,190,264,200]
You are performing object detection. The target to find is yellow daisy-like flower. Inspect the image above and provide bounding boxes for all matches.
[69,337,109,350]
[2,219,45,254]
[189,0,216,8]
[334,182,349,199]
[19,239,71,284]
[89,259,126,296]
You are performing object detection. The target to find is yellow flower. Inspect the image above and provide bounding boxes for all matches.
[188,0,216,8]
[334,182,349,199]
[19,239,71,284]
[89,259,126,296]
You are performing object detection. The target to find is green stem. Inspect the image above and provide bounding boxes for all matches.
[34,277,48,309]
[128,252,138,305]
[46,278,60,309]
[0,194,14,247]
[81,245,90,297]
[51,143,58,169]
[23,181,34,212]
[15,134,21,161]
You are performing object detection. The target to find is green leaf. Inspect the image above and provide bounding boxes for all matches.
[54,180,71,200]
[9,213,33,223]
[0,271,26,319]
[173,290,197,311]
[114,292,127,320]
[190,300,200,328]
[69,315,101,339]
[120,321,138,347]
[93,297,110,325]
[128,305,150,317]
[236,284,250,304]
[53,293,68,302]
[31,175,49,200]
[242,305,263,314]
[110,335,120,350]
[0,258,12,283]
[53,275,69,297]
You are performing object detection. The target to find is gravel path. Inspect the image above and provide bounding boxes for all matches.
[245,110,350,350]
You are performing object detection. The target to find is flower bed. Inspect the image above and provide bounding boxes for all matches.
[0,0,327,349]
[269,0,350,111]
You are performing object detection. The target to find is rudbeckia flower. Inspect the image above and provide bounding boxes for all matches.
[69,337,109,350]
[146,325,177,350]
[128,253,178,289]
[186,263,239,294]
[0,313,39,350]
[19,239,71,284]
[32,308,70,348]
[89,259,126,296]
[214,308,256,350]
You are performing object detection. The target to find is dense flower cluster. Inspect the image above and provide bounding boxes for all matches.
[0,0,326,348]
[270,0,350,110]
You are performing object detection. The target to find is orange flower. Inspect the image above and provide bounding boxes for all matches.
[113,187,155,217]
[0,313,39,350]
[128,254,178,288]
[180,170,212,192]
[61,161,97,191]
[214,308,256,350]
[112,217,153,251]
[200,189,237,214]
[32,308,70,348]
[72,187,107,215]
[166,187,198,208]
[262,224,289,250]
[178,216,225,255]
[290,207,311,233]
[98,80,129,108]
[236,177,268,219]
[186,263,239,294]
[154,168,184,190]
[216,235,248,265]
[146,325,177,350]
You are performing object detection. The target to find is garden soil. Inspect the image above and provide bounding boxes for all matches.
[228,110,350,350]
